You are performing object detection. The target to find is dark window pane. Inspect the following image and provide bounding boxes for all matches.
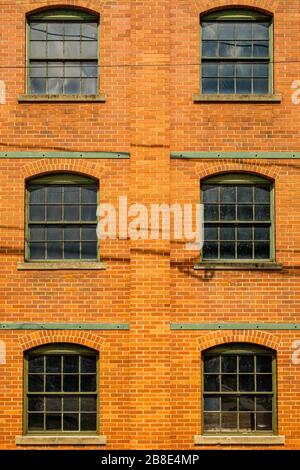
[46,375,61,392]
[253,41,269,57]
[220,186,235,203]
[48,78,63,94]
[256,355,272,373]
[28,396,44,412]
[203,186,218,203]
[64,78,81,94]
[46,397,62,412]
[46,414,61,430]
[47,226,62,241]
[64,226,80,241]
[219,63,234,77]
[29,186,45,204]
[239,395,255,411]
[253,23,269,40]
[204,356,219,373]
[221,375,237,392]
[219,23,235,40]
[255,186,270,203]
[254,225,270,241]
[220,242,235,259]
[81,242,97,259]
[239,356,254,373]
[81,413,97,431]
[30,78,47,94]
[204,226,218,241]
[202,41,218,57]
[256,375,272,392]
[237,226,252,241]
[30,23,47,40]
[256,395,272,412]
[64,242,80,260]
[256,412,272,431]
[204,396,219,411]
[28,374,44,392]
[82,79,97,95]
[236,79,252,94]
[28,355,44,373]
[30,242,45,260]
[64,186,80,204]
[253,63,269,77]
[80,374,96,392]
[204,412,220,432]
[220,226,235,241]
[81,206,97,221]
[254,242,270,259]
[237,242,253,259]
[236,23,252,40]
[220,205,235,220]
[237,41,252,58]
[82,63,98,78]
[204,374,219,392]
[81,355,97,373]
[239,412,255,431]
[202,23,218,40]
[82,187,97,204]
[237,205,253,221]
[82,226,97,241]
[221,412,237,431]
[219,78,234,94]
[47,206,62,221]
[30,205,45,221]
[221,355,237,373]
[219,41,235,57]
[81,396,97,412]
[203,242,218,259]
[28,413,44,431]
[47,242,63,260]
[64,355,79,373]
[202,63,218,77]
[64,396,79,412]
[64,205,80,221]
[239,375,255,392]
[63,413,79,431]
[63,375,79,392]
[202,78,218,94]
[253,78,269,94]
[204,205,218,221]
[236,63,252,77]
[46,355,61,373]
[221,395,237,411]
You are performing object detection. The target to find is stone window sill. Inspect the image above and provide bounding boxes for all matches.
[17,261,107,270]
[18,94,106,103]
[193,93,282,103]
[194,262,282,271]
[194,435,285,445]
[16,435,106,445]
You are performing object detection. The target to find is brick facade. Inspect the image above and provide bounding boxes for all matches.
[0,0,299,450]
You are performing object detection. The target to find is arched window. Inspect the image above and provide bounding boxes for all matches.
[27,9,99,95]
[26,173,98,261]
[201,9,272,95]
[24,344,99,434]
[201,173,273,261]
[202,343,276,434]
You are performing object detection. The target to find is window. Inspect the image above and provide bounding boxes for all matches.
[202,344,276,434]
[201,9,272,95]
[25,344,98,434]
[27,9,99,95]
[201,173,273,261]
[26,173,98,261]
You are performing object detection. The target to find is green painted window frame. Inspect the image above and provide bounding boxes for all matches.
[26,8,100,95]
[200,173,275,263]
[201,343,277,436]
[25,173,100,262]
[200,8,274,95]
[24,343,99,435]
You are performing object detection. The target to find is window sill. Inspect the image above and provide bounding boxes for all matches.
[194,262,282,271]
[193,93,282,103]
[16,435,106,445]
[194,435,285,445]
[17,261,107,270]
[18,94,106,103]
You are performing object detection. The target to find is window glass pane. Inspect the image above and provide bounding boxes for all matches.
[46,397,62,412]
[28,374,44,392]
[202,41,218,57]
[202,78,218,94]
[64,186,80,203]
[30,243,45,260]
[64,226,80,241]
[30,23,47,40]
[220,226,234,241]
[46,414,61,430]
[203,242,218,259]
[64,205,80,221]
[30,63,47,78]
[64,41,81,59]
[221,355,237,373]
[253,78,269,94]
[64,396,79,412]
[204,374,220,392]
[30,42,46,58]
[47,226,62,241]
[253,41,269,57]
[48,41,64,59]
[237,205,253,221]
[239,412,255,431]
[82,226,97,241]
[237,242,253,259]
[253,23,269,40]
[47,186,62,203]
[81,355,97,373]
[256,395,272,411]
[30,78,47,94]
[236,23,252,40]
[204,396,219,411]
[63,375,79,392]
[254,225,269,241]
[28,396,44,411]
[64,355,79,373]
[202,23,218,40]
[236,79,252,94]
[47,242,63,260]
[30,205,45,221]
[47,23,64,39]
[28,355,44,373]
[202,186,218,203]
[82,78,97,94]
[81,206,97,221]
[256,355,272,373]
[46,375,61,392]
[82,23,98,41]
[236,41,252,57]
[48,62,64,78]
[80,374,96,392]
[202,63,218,77]
[81,242,97,259]
[219,23,235,40]
[255,186,270,203]
[204,226,218,241]
[239,355,254,373]
[65,23,81,39]
[255,205,270,221]
[81,41,97,58]
[30,226,45,241]
[220,186,235,203]
[237,226,252,241]
[48,78,64,94]
[46,355,61,373]
[47,206,62,221]
[236,63,251,78]
[239,395,255,411]
[219,41,235,57]
[221,395,237,411]
[256,412,272,431]
[239,375,255,392]
[82,63,98,78]
[29,186,46,204]
[221,375,237,392]
[219,63,234,77]
[64,242,80,259]
[63,413,79,431]
[220,205,235,220]
[82,187,97,204]
[204,355,220,373]
[81,413,97,431]
[204,412,220,431]
[81,396,97,411]
[253,63,269,77]
[237,186,253,203]
[254,242,270,259]
[221,412,237,430]
[64,78,81,94]
[28,413,44,431]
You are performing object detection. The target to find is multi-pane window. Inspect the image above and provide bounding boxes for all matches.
[203,344,276,434]
[202,174,273,261]
[28,9,99,95]
[201,10,272,94]
[25,344,98,434]
[27,174,98,261]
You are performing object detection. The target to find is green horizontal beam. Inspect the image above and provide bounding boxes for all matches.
[0,152,130,159]
[171,152,300,159]
[171,323,300,330]
[0,323,129,330]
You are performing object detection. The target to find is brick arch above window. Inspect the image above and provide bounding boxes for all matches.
[195,1,279,16]
[197,330,281,352]
[196,160,283,181]
[20,159,107,181]
[19,331,105,353]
